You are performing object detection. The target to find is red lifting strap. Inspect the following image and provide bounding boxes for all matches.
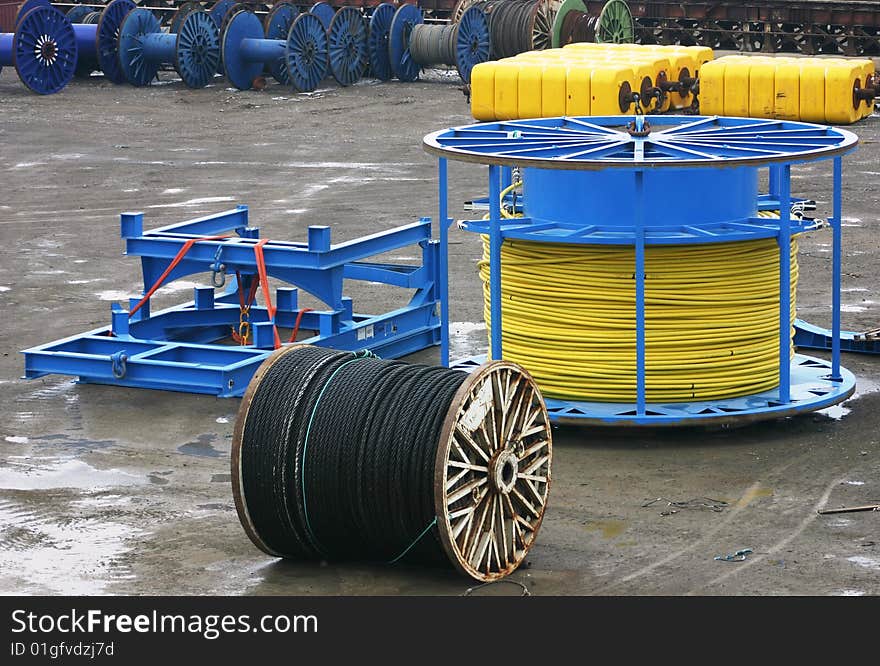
[253,239,281,349]
[128,235,231,318]
[288,307,314,343]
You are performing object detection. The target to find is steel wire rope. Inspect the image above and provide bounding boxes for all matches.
[237,346,474,566]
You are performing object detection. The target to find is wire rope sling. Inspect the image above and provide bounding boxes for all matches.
[232,345,552,581]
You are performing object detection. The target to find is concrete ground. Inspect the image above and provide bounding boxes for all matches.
[0,66,878,597]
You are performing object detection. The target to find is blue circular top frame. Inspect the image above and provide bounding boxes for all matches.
[423,115,859,170]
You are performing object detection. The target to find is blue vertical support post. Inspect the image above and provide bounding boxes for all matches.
[777,164,792,403]
[488,165,503,361]
[438,157,450,367]
[634,169,646,415]
[768,165,779,200]
[831,156,843,381]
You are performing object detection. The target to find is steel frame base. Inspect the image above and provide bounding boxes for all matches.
[22,205,442,397]
[451,353,856,427]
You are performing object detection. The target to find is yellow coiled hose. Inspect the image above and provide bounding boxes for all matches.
[478,227,798,403]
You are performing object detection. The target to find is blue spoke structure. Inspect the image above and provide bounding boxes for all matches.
[286,12,328,92]
[327,6,367,86]
[367,2,394,81]
[169,1,202,35]
[455,5,490,84]
[388,3,421,82]
[15,0,51,25]
[0,5,77,94]
[22,206,442,398]
[263,1,299,84]
[118,8,219,88]
[67,0,135,82]
[309,1,335,30]
[425,115,863,427]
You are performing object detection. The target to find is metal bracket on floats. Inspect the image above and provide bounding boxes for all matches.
[22,205,443,397]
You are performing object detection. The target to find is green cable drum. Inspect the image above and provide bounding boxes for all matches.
[232,345,552,581]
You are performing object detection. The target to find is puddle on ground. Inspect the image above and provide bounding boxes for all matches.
[583,520,626,539]
[450,321,487,359]
[0,499,142,595]
[0,458,141,490]
[847,555,880,571]
[178,434,222,458]
[819,377,880,420]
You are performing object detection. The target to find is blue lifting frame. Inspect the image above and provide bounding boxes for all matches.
[22,205,442,396]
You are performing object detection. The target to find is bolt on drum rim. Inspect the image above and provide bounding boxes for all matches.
[434,360,551,581]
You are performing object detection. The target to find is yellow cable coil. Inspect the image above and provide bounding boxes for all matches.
[478,226,798,403]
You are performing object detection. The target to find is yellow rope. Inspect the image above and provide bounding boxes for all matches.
[478,223,798,403]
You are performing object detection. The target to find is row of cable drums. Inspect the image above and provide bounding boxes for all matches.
[699,55,875,125]
[470,42,713,121]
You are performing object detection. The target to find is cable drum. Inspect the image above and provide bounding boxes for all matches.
[560,10,598,44]
[409,23,458,67]
[471,0,553,59]
[479,234,799,403]
[232,345,552,581]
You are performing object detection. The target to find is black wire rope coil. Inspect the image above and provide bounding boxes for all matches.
[409,23,458,67]
[232,344,553,581]
[470,0,553,59]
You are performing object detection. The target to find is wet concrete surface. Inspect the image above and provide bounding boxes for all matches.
[0,68,878,596]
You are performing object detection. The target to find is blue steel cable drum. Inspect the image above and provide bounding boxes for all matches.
[175,8,221,88]
[309,1,335,30]
[286,12,327,92]
[367,2,394,81]
[455,5,489,84]
[209,0,238,28]
[264,2,298,83]
[12,6,78,94]
[96,0,136,84]
[388,3,421,82]
[327,6,367,86]
[117,8,162,85]
[221,9,265,90]
[66,5,96,24]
